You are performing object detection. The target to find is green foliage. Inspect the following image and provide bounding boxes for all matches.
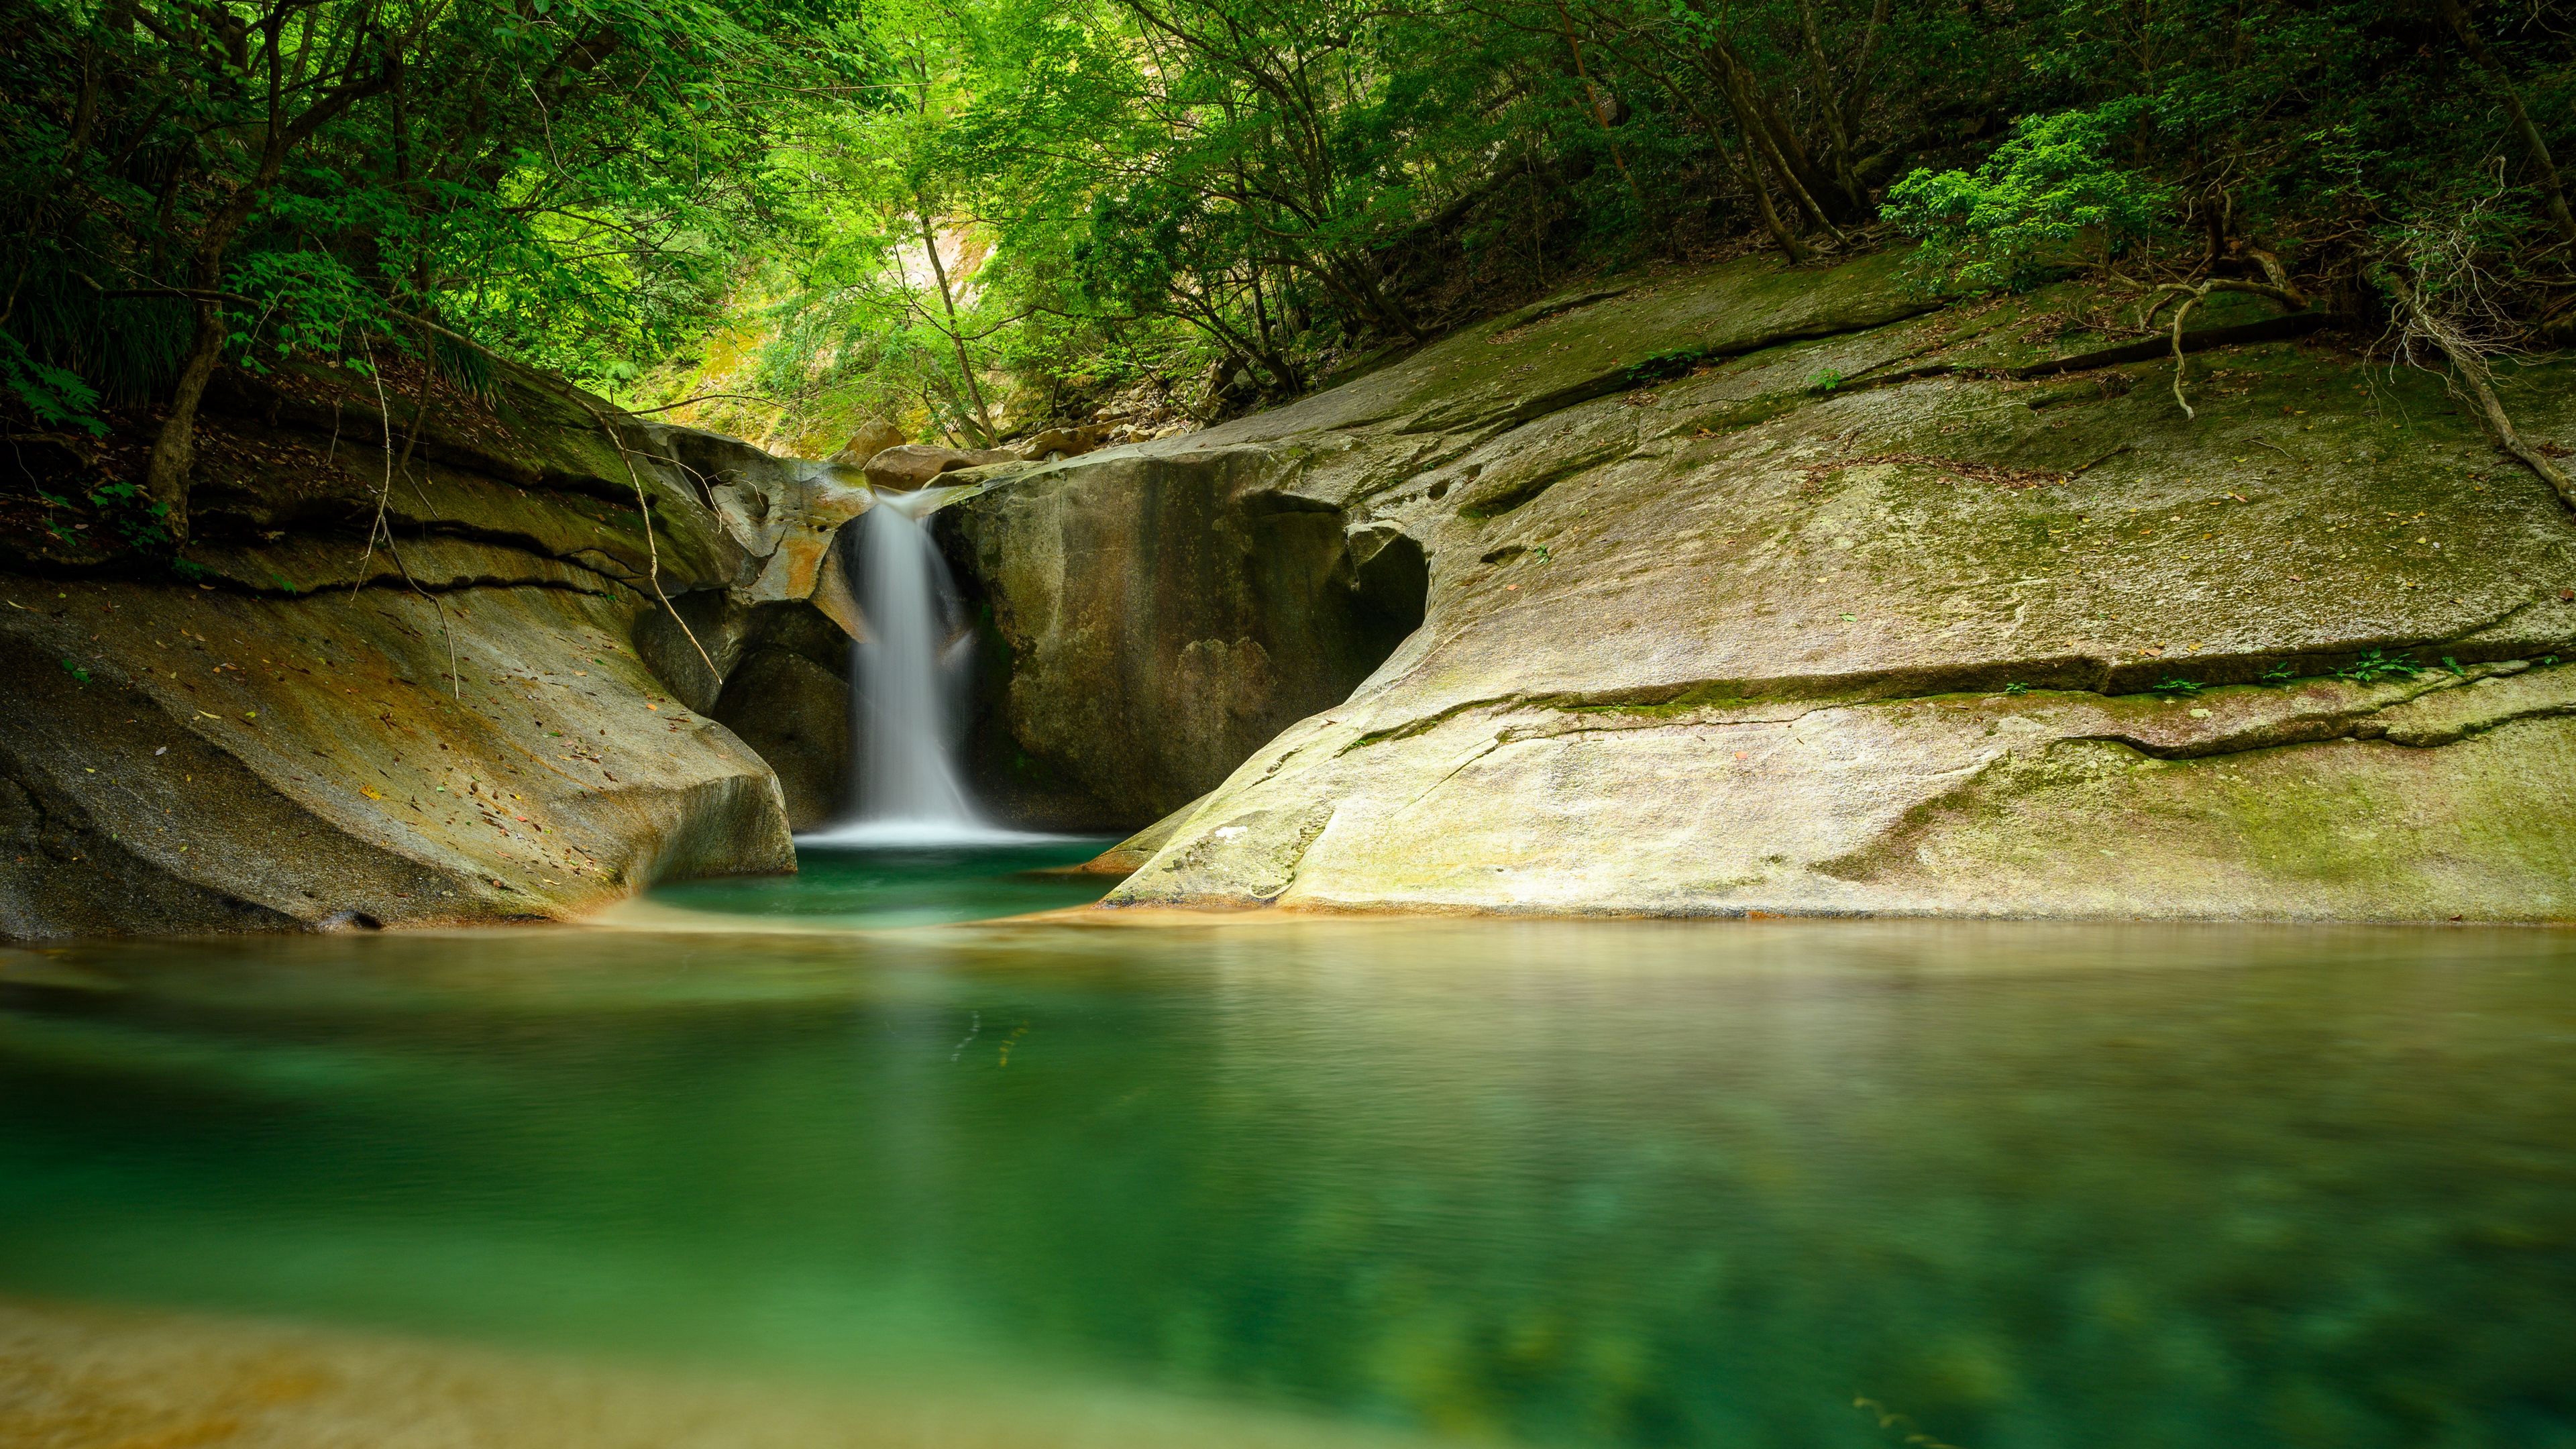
[5,0,2569,469]
[1,0,847,425]
[2335,650,2426,684]
[1,331,104,435]
[2150,678,2204,698]
[83,480,174,551]
[1805,368,1845,394]
[1885,105,2173,293]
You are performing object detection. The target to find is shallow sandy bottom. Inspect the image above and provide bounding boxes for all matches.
[0,1298,1438,1449]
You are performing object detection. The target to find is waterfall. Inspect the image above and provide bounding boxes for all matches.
[801,488,1024,847]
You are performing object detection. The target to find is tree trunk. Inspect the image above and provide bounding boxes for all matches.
[1556,3,1654,230]
[142,299,224,541]
[916,209,998,445]
[2438,0,2576,248]
[1796,0,1866,213]
[1835,0,1892,193]
[142,215,250,541]
[1707,50,1843,244]
[1607,38,1807,262]
[1708,38,1846,223]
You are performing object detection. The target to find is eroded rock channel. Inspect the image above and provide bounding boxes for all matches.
[8,250,2575,932]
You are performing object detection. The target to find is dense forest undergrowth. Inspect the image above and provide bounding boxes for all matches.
[3,0,2571,568]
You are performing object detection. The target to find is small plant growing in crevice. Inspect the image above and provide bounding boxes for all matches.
[2151,677,2204,698]
[1805,367,1845,394]
[2334,649,2424,684]
[2001,681,2029,696]
[2259,662,2300,686]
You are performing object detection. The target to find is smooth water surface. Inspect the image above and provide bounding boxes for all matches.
[649,839,1112,926]
[3,855,2573,1448]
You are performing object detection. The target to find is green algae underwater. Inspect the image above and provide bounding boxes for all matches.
[3,842,2574,1449]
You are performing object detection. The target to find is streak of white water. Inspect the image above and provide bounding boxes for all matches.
[799,488,1051,847]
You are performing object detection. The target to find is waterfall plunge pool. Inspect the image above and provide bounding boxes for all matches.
[3,848,2573,1448]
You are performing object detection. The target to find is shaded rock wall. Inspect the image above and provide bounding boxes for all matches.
[940,251,2576,920]
[634,590,855,831]
[938,451,1429,824]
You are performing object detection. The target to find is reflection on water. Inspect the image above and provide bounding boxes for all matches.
[643,838,1114,926]
[1,861,2573,1449]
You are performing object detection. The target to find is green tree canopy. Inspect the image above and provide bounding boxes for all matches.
[5,0,2569,528]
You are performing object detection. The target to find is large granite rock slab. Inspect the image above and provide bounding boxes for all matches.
[0,362,879,938]
[943,252,2576,920]
[1,574,790,936]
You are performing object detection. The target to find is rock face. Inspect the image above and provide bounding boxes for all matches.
[940,451,1428,820]
[1,360,871,937]
[942,250,2576,920]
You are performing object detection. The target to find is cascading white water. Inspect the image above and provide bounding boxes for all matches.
[801,487,1033,846]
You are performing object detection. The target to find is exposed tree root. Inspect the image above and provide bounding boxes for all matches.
[2139,278,2310,420]
[2381,270,2576,511]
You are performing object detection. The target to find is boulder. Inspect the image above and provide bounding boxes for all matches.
[939,454,1426,822]
[733,467,873,606]
[1061,792,1213,876]
[865,443,1017,492]
[710,647,851,832]
[941,250,2576,919]
[1014,425,1108,462]
[0,364,845,938]
[0,574,792,938]
[828,419,908,467]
